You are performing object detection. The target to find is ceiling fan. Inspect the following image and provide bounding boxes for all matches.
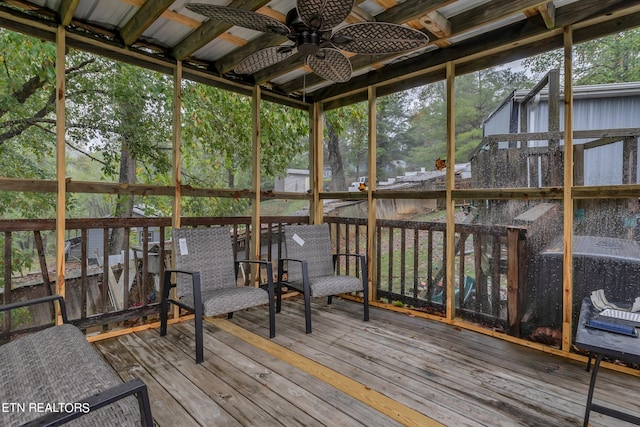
[185,0,430,83]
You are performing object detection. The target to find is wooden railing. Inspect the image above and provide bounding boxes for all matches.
[323,217,526,333]
[1,216,526,336]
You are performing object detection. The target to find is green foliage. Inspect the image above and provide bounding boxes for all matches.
[4,24,640,222]
[524,28,640,85]
[0,306,32,331]
[180,83,308,204]
[0,235,34,277]
[0,28,308,220]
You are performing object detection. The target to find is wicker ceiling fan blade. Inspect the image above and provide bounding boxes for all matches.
[185,3,290,35]
[296,0,355,31]
[235,46,298,74]
[331,22,429,54]
[308,48,352,83]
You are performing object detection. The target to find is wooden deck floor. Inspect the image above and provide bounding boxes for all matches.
[94,297,640,427]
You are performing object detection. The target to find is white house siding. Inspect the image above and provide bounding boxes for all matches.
[483,83,640,185]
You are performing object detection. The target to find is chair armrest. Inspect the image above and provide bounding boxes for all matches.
[235,259,272,268]
[277,257,307,278]
[334,253,365,262]
[162,269,202,302]
[333,253,368,284]
[277,258,309,282]
[333,253,367,270]
[235,260,275,288]
[0,295,68,324]
[23,378,154,427]
[278,257,305,265]
[164,268,198,277]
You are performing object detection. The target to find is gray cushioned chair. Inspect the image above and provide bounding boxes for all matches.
[160,226,275,363]
[277,223,369,333]
[0,295,153,427]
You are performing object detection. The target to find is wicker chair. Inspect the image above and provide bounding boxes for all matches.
[160,227,276,363]
[277,223,369,333]
[0,295,153,427]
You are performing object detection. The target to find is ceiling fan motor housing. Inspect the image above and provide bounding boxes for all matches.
[295,30,321,56]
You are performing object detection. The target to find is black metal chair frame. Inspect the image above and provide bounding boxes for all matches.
[276,224,369,333]
[0,295,154,427]
[277,254,369,333]
[160,232,276,364]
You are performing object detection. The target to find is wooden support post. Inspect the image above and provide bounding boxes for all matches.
[507,228,520,335]
[562,27,574,353]
[251,85,261,284]
[171,61,182,319]
[548,69,561,186]
[81,228,88,318]
[623,137,638,185]
[445,62,456,321]
[311,103,324,225]
[367,86,377,302]
[55,25,66,324]
[102,228,109,314]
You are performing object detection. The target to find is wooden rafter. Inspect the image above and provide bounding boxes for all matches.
[120,0,173,45]
[312,0,640,103]
[278,0,548,95]
[171,0,271,61]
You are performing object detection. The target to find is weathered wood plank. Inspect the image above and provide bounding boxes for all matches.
[124,329,282,426]
[94,336,200,427]
[240,298,640,426]
[177,319,403,427]
[94,298,640,427]
[238,302,574,426]
[165,322,345,426]
[99,332,240,426]
[326,299,640,415]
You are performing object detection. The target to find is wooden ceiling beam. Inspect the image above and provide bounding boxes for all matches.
[214,0,371,79]
[554,0,631,27]
[417,10,451,39]
[538,2,556,29]
[171,0,270,61]
[120,0,174,46]
[317,0,640,105]
[279,0,549,94]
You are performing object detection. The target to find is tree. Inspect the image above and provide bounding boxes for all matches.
[403,68,528,171]
[523,28,640,85]
[0,29,308,254]
[180,83,308,214]
[0,30,61,218]
[376,93,412,180]
[324,103,367,191]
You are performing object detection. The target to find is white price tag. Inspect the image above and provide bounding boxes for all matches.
[292,233,305,246]
[178,238,189,255]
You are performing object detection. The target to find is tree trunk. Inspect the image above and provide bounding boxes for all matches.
[109,140,136,255]
[326,120,346,191]
[228,167,235,188]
